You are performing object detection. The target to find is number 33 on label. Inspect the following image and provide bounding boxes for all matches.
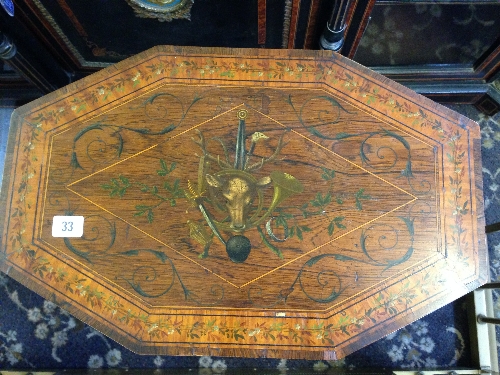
[52,216,84,237]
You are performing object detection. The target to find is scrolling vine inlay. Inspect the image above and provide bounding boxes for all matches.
[65,87,419,297]
[1,47,486,360]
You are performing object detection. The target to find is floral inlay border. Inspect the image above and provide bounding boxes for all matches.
[5,248,451,347]
[1,50,480,349]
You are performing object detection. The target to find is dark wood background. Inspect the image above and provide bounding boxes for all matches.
[1,0,500,114]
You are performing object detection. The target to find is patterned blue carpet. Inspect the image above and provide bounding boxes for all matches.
[0,104,499,371]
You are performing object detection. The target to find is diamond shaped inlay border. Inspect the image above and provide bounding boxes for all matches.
[66,103,417,294]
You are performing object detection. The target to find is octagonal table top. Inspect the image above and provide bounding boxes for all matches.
[0,46,488,360]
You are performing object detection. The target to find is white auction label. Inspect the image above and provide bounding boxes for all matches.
[52,216,84,237]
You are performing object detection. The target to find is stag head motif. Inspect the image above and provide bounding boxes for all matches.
[205,171,271,230]
[186,109,303,263]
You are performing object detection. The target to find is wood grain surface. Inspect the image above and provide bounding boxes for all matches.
[0,46,488,360]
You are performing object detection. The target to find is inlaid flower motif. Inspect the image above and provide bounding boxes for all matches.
[248,328,261,336]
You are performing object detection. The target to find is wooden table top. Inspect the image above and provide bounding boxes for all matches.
[0,46,488,360]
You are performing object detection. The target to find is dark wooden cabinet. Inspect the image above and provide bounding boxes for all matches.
[0,0,500,111]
